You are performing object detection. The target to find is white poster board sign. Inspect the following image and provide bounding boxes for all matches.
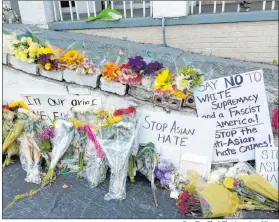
[256,147,278,190]
[138,110,216,176]
[194,70,274,163]
[21,94,102,122]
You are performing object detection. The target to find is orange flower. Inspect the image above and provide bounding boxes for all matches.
[102,62,120,81]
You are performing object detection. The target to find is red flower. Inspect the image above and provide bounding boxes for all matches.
[2,105,9,111]
[120,63,129,70]
[180,192,189,200]
[114,106,136,116]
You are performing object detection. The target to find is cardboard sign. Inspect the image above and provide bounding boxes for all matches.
[138,110,216,176]
[194,70,274,163]
[256,147,278,190]
[21,94,102,122]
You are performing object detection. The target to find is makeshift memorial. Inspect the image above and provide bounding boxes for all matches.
[98,106,140,200]
[136,142,158,206]
[42,119,75,185]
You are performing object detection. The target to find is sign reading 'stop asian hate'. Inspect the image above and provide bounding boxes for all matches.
[194,70,274,163]
[138,110,217,176]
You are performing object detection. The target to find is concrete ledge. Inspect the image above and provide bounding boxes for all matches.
[40,69,63,81]
[9,55,38,75]
[49,11,279,30]
[63,69,101,88]
[99,77,128,96]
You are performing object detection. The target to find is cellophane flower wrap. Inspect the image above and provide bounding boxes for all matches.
[16,108,42,184]
[209,162,278,211]
[3,101,29,153]
[42,119,75,185]
[272,98,278,135]
[97,106,140,200]
[2,106,18,168]
[76,58,96,75]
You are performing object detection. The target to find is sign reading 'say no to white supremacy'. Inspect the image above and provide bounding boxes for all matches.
[194,70,274,163]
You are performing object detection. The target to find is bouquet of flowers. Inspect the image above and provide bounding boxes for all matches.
[97,106,140,200]
[16,108,42,184]
[209,162,278,212]
[59,49,85,70]
[10,36,40,63]
[76,58,96,75]
[176,191,201,216]
[3,101,29,153]
[101,62,120,82]
[154,156,176,188]
[2,105,18,168]
[37,46,61,71]
[37,125,55,168]
[136,142,158,206]
[84,123,108,187]
[42,119,75,185]
[118,63,143,85]
[174,66,203,97]
[144,61,164,76]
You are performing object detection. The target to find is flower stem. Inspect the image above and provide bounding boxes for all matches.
[42,167,55,186]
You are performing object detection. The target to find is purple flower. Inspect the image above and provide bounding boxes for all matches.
[39,54,48,64]
[128,56,147,73]
[144,61,163,75]
[39,126,55,140]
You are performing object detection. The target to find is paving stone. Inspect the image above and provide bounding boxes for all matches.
[9,55,38,75]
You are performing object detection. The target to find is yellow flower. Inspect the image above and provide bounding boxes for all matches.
[223,177,235,189]
[172,90,189,99]
[102,116,122,127]
[154,68,174,92]
[8,100,29,110]
[59,50,85,69]
[44,63,51,71]
[69,118,86,128]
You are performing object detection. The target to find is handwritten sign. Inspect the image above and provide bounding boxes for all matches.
[138,110,216,176]
[256,147,278,190]
[21,94,102,122]
[194,70,274,163]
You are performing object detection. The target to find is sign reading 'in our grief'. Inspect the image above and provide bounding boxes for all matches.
[21,94,102,122]
[256,147,278,190]
[138,110,216,176]
[194,70,274,163]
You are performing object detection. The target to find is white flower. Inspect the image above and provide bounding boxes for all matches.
[72,105,92,114]
[225,162,252,179]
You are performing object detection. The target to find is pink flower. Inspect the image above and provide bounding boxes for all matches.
[272,106,279,134]
[118,68,143,85]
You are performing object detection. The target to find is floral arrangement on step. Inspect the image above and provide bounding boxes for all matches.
[153,66,203,100]
[101,56,164,86]
[76,58,96,75]
[10,36,41,63]
[37,46,62,71]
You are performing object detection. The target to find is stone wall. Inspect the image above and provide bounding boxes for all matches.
[69,21,278,64]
